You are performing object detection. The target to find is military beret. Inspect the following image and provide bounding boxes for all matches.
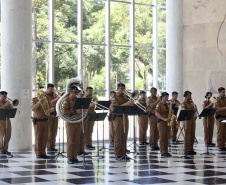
[70,86,79,91]
[47,83,54,88]
[161,92,169,97]
[0,91,8,95]
[140,91,146,94]
[38,86,44,90]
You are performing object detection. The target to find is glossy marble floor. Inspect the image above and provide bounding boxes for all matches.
[1,140,226,185]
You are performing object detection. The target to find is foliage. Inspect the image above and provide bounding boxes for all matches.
[31,0,166,91]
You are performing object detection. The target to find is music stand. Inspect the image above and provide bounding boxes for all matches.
[50,117,67,161]
[88,113,107,159]
[113,106,137,162]
[177,110,194,159]
[73,98,91,166]
[199,108,216,156]
[95,101,111,151]
[0,108,17,158]
[127,105,145,154]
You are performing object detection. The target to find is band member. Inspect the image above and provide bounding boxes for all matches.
[76,90,88,155]
[215,87,226,151]
[155,92,171,157]
[62,86,83,164]
[0,91,13,155]
[169,91,180,143]
[31,90,54,159]
[181,91,197,155]
[147,87,161,150]
[84,87,97,149]
[110,83,134,160]
[45,83,59,152]
[109,91,116,147]
[203,92,215,147]
[138,91,149,145]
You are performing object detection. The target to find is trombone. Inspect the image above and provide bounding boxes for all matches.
[124,90,146,112]
[7,98,19,107]
[55,89,65,97]
[91,97,109,110]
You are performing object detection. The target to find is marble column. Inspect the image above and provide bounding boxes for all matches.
[166,0,183,100]
[1,0,32,151]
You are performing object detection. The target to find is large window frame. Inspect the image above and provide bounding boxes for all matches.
[32,0,166,96]
[32,0,166,141]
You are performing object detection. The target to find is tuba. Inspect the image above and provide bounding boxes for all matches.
[56,76,88,123]
[36,89,50,116]
[168,101,177,127]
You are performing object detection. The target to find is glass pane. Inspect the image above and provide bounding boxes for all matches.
[158,8,166,48]
[135,49,153,90]
[110,2,130,45]
[54,0,77,42]
[32,42,49,89]
[158,49,166,90]
[32,0,49,40]
[54,44,77,90]
[135,0,152,4]
[83,0,105,44]
[83,45,105,91]
[158,0,166,6]
[0,1,1,87]
[135,5,153,46]
[110,47,130,89]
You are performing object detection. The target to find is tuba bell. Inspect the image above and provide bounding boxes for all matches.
[56,76,88,123]
[36,89,50,116]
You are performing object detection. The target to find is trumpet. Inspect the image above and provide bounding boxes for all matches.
[124,90,146,112]
[7,98,19,107]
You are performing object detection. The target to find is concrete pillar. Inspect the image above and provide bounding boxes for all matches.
[1,0,32,151]
[166,0,183,100]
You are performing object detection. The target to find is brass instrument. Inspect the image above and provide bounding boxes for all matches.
[90,96,109,110]
[167,101,177,127]
[191,99,199,118]
[36,89,50,116]
[55,89,65,97]
[124,90,146,112]
[56,76,88,124]
[209,97,216,108]
[7,98,19,106]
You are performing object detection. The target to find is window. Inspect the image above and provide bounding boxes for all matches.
[31,0,167,141]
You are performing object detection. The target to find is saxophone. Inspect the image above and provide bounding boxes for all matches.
[56,76,88,123]
[168,101,177,127]
[36,89,50,116]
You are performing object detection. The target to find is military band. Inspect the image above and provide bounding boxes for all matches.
[45,83,59,152]
[4,76,226,163]
[202,92,215,147]
[181,91,197,155]
[138,91,149,145]
[169,91,180,143]
[109,91,116,147]
[84,87,97,150]
[215,87,226,151]
[0,91,13,155]
[147,87,161,151]
[155,92,171,157]
[62,86,82,164]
